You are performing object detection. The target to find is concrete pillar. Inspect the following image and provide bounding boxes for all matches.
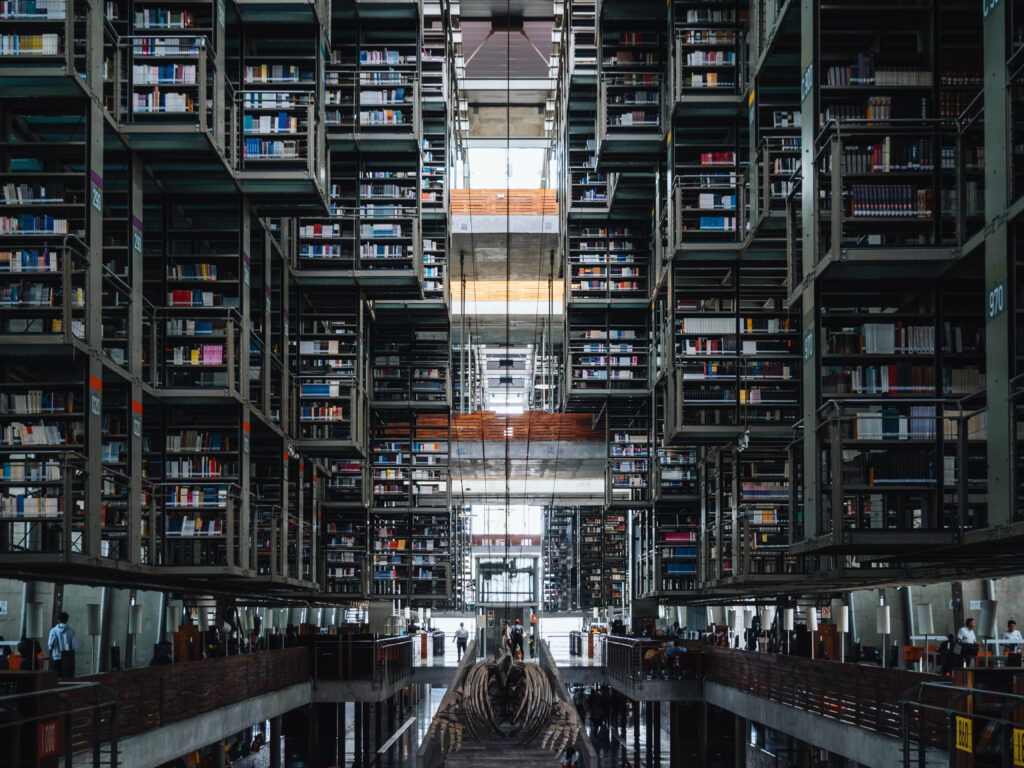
[652,701,661,764]
[669,702,679,768]
[374,701,383,752]
[362,702,371,765]
[317,703,338,768]
[270,716,282,768]
[645,701,653,768]
[338,702,346,768]
[734,715,746,768]
[354,703,363,768]
[632,698,640,764]
[697,702,708,767]
[211,740,225,768]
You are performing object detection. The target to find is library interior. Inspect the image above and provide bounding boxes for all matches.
[2,0,1024,766]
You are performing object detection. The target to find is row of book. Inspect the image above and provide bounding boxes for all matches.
[685,72,735,89]
[164,485,229,508]
[166,430,233,453]
[0,0,64,18]
[167,263,218,281]
[0,390,76,414]
[360,88,407,105]
[167,344,225,366]
[243,139,299,159]
[3,422,79,445]
[837,138,945,174]
[0,495,62,516]
[135,9,194,29]
[0,33,60,55]
[166,318,216,336]
[851,406,940,441]
[0,283,83,307]
[300,406,344,422]
[133,64,196,84]
[826,323,935,355]
[133,91,194,113]
[242,92,299,109]
[167,289,230,307]
[821,96,930,125]
[359,50,411,65]
[578,355,643,366]
[132,38,200,57]
[165,516,224,536]
[165,457,236,479]
[846,185,933,218]
[358,110,407,126]
[610,111,658,127]
[243,114,299,135]
[0,214,70,234]
[572,281,643,293]
[244,64,309,83]
[1,459,62,482]
[2,184,72,205]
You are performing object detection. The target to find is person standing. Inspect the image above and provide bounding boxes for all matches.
[1003,619,1023,652]
[957,617,979,667]
[47,612,77,677]
[454,622,469,661]
[510,619,525,660]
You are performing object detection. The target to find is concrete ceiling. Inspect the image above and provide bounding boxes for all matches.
[462,21,554,79]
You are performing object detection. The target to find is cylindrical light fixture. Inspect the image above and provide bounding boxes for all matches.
[128,605,144,635]
[760,607,775,629]
[782,608,795,632]
[876,605,891,635]
[86,604,102,636]
[24,603,44,639]
[166,605,181,634]
[743,609,754,630]
[404,606,411,621]
[979,600,998,639]
[806,608,819,632]
[417,607,424,624]
[263,608,275,631]
[592,607,599,620]
[916,603,935,636]
[836,606,849,633]
[426,608,432,621]
[727,609,738,629]
[197,607,210,632]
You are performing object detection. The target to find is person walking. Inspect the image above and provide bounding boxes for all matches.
[47,612,77,677]
[454,622,469,661]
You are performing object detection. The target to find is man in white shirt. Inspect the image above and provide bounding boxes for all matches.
[1003,619,1023,654]
[957,618,979,667]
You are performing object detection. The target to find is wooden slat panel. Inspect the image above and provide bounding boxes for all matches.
[430,411,603,442]
[451,189,558,216]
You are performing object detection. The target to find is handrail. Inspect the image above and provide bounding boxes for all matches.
[416,638,480,768]
[537,639,599,768]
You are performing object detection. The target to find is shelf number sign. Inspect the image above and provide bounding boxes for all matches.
[983,0,1001,19]
[987,276,1007,322]
[802,329,815,361]
[955,716,972,753]
[91,184,102,213]
[217,0,224,27]
[1014,728,1024,767]
[800,61,814,103]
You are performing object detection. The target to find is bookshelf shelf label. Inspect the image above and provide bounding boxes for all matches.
[803,329,815,361]
[986,276,1006,322]
[801,60,814,102]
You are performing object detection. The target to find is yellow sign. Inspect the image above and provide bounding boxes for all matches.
[1013,727,1024,766]
[955,716,972,753]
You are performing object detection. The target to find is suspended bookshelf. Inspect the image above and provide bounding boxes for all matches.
[672,1,741,96]
[542,505,577,611]
[567,306,650,396]
[567,223,649,303]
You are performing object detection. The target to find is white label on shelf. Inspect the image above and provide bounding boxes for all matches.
[983,0,1001,19]
[801,61,813,102]
[91,185,103,213]
[986,276,1007,322]
[802,328,814,361]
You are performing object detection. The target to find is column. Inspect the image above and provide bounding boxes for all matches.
[338,702,346,768]
[652,701,661,765]
[317,703,338,768]
[645,701,653,768]
[270,716,282,768]
[353,703,363,768]
[734,715,746,768]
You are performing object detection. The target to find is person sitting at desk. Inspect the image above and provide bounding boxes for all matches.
[1003,619,1023,653]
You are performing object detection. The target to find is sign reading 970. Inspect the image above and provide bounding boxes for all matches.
[983,0,1001,19]
[987,277,1007,322]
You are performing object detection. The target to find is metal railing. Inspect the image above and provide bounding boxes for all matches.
[415,638,480,768]
[313,635,412,690]
[605,636,699,686]
[0,680,119,768]
[538,639,599,768]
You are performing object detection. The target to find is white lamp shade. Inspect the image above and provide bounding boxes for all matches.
[593,607,599,619]
[710,606,725,626]
[876,605,891,636]
[916,603,934,636]
[278,608,288,627]
[743,609,754,630]
[782,608,795,632]
[806,609,819,632]
[128,604,144,635]
[263,609,275,630]
[426,608,432,620]
[24,603,45,639]
[404,607,411,620]
[760,607,776,629]
[197,608,209,632]
[836,605,849,633]
[86,603,102,636]
[727,609,737,629]
[979,600,998,638]
[417,607,424,623]
[166,606,181,634]
[247,608,257,632]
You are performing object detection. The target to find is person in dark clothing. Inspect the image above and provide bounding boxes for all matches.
[939,634,962,675]
[149,640,173,666]
[18,635,41,671]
